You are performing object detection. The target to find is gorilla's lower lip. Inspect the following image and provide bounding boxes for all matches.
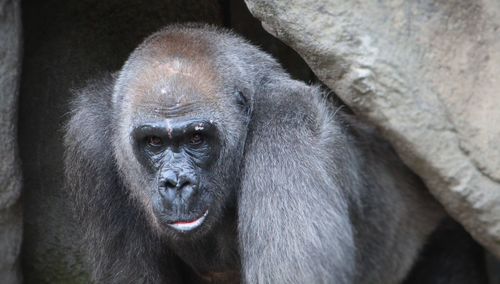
[167,210,209,232]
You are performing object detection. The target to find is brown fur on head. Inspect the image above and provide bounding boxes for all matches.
[116,31,224,118]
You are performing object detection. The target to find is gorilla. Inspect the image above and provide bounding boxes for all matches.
[64,24,487,283]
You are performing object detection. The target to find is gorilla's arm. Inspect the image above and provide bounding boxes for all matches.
[64,74,182,284]
[239,81,356,284]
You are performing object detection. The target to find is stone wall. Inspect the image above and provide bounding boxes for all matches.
[0,0,22,283]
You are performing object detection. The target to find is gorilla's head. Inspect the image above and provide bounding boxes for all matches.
[109,25,281,239]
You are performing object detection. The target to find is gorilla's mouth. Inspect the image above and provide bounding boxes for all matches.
[167,210,209,232]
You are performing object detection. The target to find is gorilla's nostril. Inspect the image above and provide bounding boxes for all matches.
[176,177,191,191]
[163,170,178,189]
[165,179,177,189]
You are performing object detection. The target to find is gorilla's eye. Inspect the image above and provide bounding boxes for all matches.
[189,133,204,146]
[147,136,163,147]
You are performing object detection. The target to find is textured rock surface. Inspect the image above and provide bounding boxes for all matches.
[245,0,500,256]
[19,1,223,282]
[0,0,23,283]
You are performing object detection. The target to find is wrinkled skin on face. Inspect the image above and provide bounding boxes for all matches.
[132,119,219,231]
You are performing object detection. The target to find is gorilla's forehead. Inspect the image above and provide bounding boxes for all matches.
[127,63,227,117]
[126,55,227,111]
[117,30,236,120]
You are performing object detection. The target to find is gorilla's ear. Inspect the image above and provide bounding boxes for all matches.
[238,80,356,283]
[235,90,250,115]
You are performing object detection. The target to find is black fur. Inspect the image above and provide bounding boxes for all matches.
[64,24,485,283]
[404,219,488,284]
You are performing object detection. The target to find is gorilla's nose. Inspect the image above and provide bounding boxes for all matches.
[159,170,197,202]
[163,171,193,190]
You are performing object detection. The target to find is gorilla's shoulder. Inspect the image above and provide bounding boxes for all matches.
[65,72,117,160]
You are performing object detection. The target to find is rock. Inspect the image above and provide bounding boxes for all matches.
[0,0,22,283]
[245,0,500,256]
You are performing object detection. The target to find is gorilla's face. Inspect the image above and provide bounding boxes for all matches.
[131,118,221,233]
[112,53,250,239]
